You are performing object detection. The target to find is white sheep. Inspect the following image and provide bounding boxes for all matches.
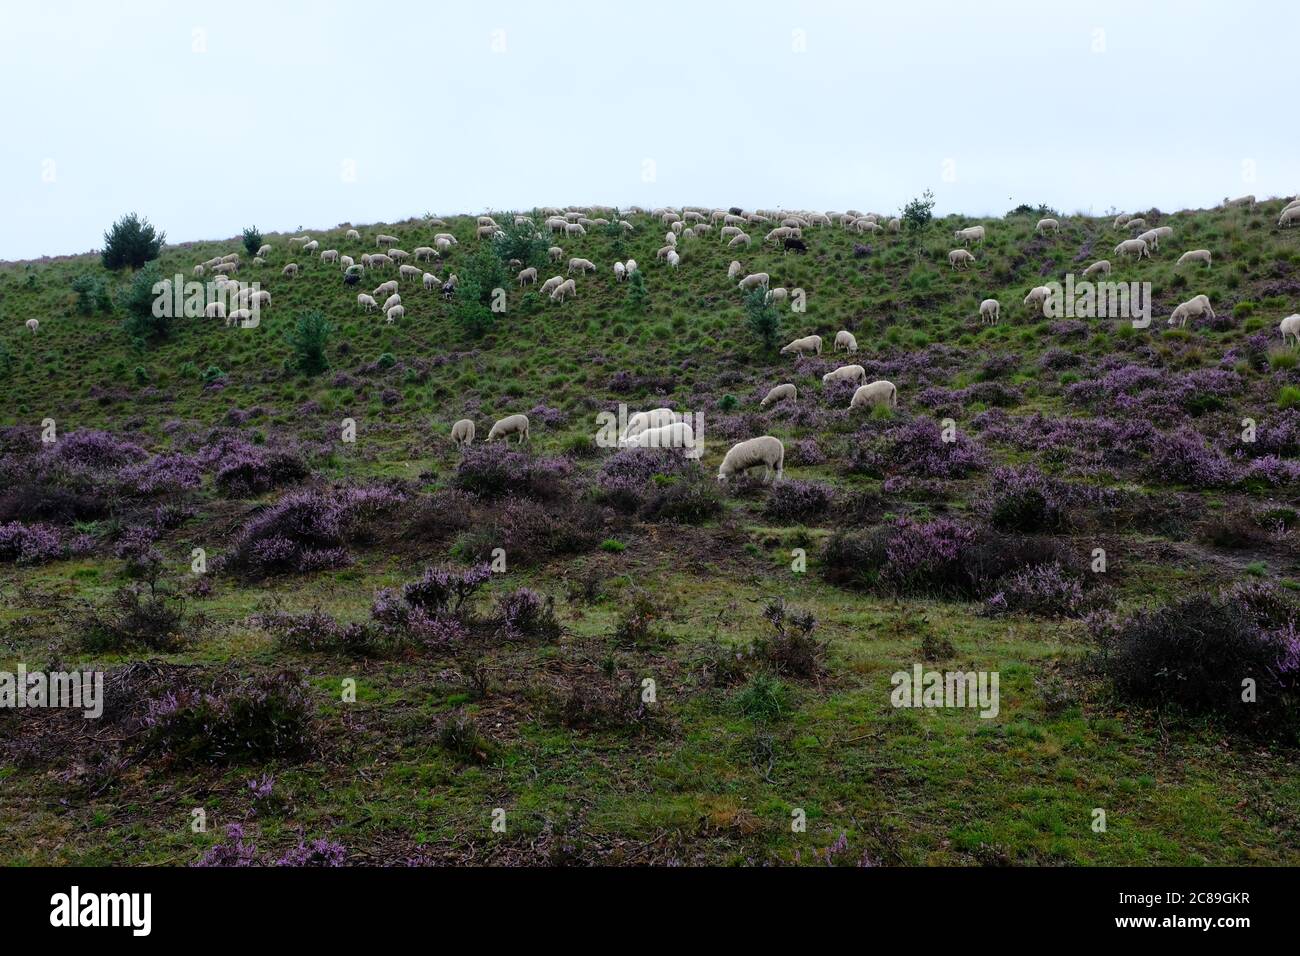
[540,276,564,295]
[373,280,399,298]
[822,364,867,386]
[888,218,901,232]
[357,293,378,312]
[204,301,226,319]
[623,421,700,458]
[413,246,437,261]
[319,249,337,264]
[256,244,271,258]
[302,240,319,254]
[376,234,398,247]
[386,305,405,324]
[613,262,626,282]
[728,260,744,279]
[948,249,976,269]
[760,383,797,407]
[1024,286,1053,309]
[717,436,784,484]
[1125,218,1147,231]
[346,229,361,241]
[1167,294,1213,328]
[193,265,205,277]
[423,272,439,291]
[667,250,681,268]
[567,258,596,274]
[399,264,422,281]
[548,246,564,262]
[738,272,770,291]
[451,419,475,448]
[550,278,576,303]
[1280,314,1300,347]
[382,293,402,312]
[227,308,253,326]
[1114,238,1150,260]
[25,318,39,333]
[1083,260,1111,277]
[622,408,680,441]
[1036,218,1060,234]
[850,380,897,410]
[282,263,300,277]
[564,222,586,237]
[728,233,751,248]
[1224,195,1255,209]
[487,414,530,444]
[980,298,1001,324]
[1177,249,1212,267]
[766,287,788,305]
[625,259,638,275]
[954,225,985,246]
[780,334,822,356]
[339,255,354,271]
[518,267,538,286]
[1279,207,1300,227]
[834,330,858,353]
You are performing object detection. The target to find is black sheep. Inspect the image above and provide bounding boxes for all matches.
[783,237,808,253]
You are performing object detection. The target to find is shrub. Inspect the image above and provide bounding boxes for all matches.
[613,590,665,647]
[985,563,1088,617]
[70,273,111,315]
[214,446,309,497]
[241,226,263,258]
[0,521,64,564]
[435,712,497,764]
[639,474,723,524]
[754,599,826,678]
[977,465,1069,533]
[119,262,170,343]
[454,445,573,501]
[764,479,835,523]
[744,287,781,352]
[287,309,330,376]
[77,584,188,652]
[733,673,791,721]
[496,587,562,640]
[257,608,375,656]
[101,212,165,270]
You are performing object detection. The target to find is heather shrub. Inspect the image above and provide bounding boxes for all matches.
[1096,583,1300,740]
[985,563,1089,617]
[214,447,309,497]
[496,587,562,641]
[879,418,988,479]
[593,448,696,512]
[454,445,573,501]
[613,589,666,647]
[977,466,1069,533]
[453,497,600,566]
[639,474,723,524]
[1145,429,1238,488]
[0,521,64,564]
[764,480,835,523]
[77,584,188,652]
[257,608,376,655]
[754,599,827,678]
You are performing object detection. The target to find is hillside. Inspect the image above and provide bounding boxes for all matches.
[1,200,1298,866]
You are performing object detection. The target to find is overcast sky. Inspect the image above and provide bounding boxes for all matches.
[2,0,1296,260]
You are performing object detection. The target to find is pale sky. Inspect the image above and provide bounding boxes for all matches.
[2,0,1296,260]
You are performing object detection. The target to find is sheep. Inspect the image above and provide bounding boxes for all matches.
[253,257,265,267]
[822,364,867,387]
[487,414,530,444]
[540,276,564,295]
[212,262,237,275]
[345,229,361,241]
[619,220,635,232]
[780,335,822,356]
[948,249,976,269]
[476,225,498,240]
[385,304,405,324]
[621,408,681,443]
[422,272,439,291]
[302,240,319,254]
[850,380,897,410]
[518,267,538,286]
[888,217,901,232]
[227,308,253,327]
[1136,229,1162,251]
[357,293,378,312]
[1167,294,1213,328]
[625,259,638,275]
[373,280,399,298]
[1114,238,1150,259]
[728,233,751,248]
[623,421,700,458]
[667,250,681,268]
[1153,225,1173,242]
[193,265,205,277]
[720,226,742,242]
[1224,195,1255,209]
[220,253,240,263]
[728,260,744,279]
[1125,218,1147,231]
[717,436,784,484]
[567,258,596,275]
[564,222,586,236]
[1036,218,1060,235]
[613,262,626,282]
[282,263,300,277]
[954,225,985,246]
[434,237,454,254]
[667,227,680,242]
[1284,198,1300,213]
[655,245,673,261]
[1082,260,1112,277]
[247,290,271,309]
[738,272,770,291]
[382,293,402,312]
[834,330,858,353]
[760,383,797,407]
[376,234,398,247]
[256,244,271,258]
[1177,249,1212,267]
[548,246,564,262]
[370,254,393,271]
[339,255,354,271]
[400,263,424,282]
[550,278,576,303]
[1024,286,1053,309]
[414,246,437,261]
[766,287,788,305]
[1279,207,1300,228]
[979,298,1000,324]
[1280,314,1300,347]
[204,301,226,319]
[388,249,410,264]
[1113,214,1132,229]
[451,419,475,448]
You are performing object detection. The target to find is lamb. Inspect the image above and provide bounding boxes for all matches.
[302,240,319,254]
[282,263,300,277]
[760,383,797,407]
[399,264,422,281]
[1177,249,1212,267]
[346,229,361,241]
[256,244,272,258]
[1024,286,1053,309]
[1114,238,1150,259]
[834,330,858,353]
[1082,260,1111,277]
[385,305,405,324]
[1036,218,1060,234]
[550,278,576,303]
[738,272,770,291]
[451,419,475,448]
[1167,294,1213,328]
[850,380,897,410]
[518,267,538,286]
[717,436,784,484]
[25,318,38,333]
[613,262,626,282]
[382,293,402,312]
[822,364,867,387]
[374,280,399,298]
[1279,207,1300,227]
[948,249,976,269]
[567,258,596,274]
[979,298,1001,324]
[548,246,564,262]
[1280,314,1300,347]
[780,335,822,356]
[623,421,700,458]
[423,272,439,291]
[357,293,378,312]
[376,234,398,247]
[954,225,985,246]
[728,260,744,279]
[487,414,530,444]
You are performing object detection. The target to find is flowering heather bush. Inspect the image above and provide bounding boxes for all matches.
[403,563,492,618]
[977,465,1072,533]
[143,671,313,764]
[257,608,375,655]
[1048,319,1088,339]
[454,445,573,501]
[528,404,569,427]
[215,445,309,497]
[1145,429,1238,488]
[787,438,826,466]
[1098,582,1300,740]
[455,497,602,565]
[1239,455,1300,488]
[820,378,859,408]
[275,838,347,867]
[1038,348,1082,372]
[193,824,259,867]
[0,521,64,563]
[497,587,562,640]
[77,584,188,652]
[117,453,203,498]
[754,598,826,678]
[977,353,1020,380]
[52,429,146,468]
[879,418,988,479]
[640,475,724,525]
[985,562,1088,617]
[764,479,835,523]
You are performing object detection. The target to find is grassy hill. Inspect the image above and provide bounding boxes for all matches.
[1,199,1298,866]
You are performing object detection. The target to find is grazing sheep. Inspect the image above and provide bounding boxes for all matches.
[227,308,253,326]
[822,364,867,386]
[1083,260,1111,277]
[780,335,822,356]
[1225,195,1255,209]
[1280,314,1300,347]
[621,408,680,441]
[727,260,744,279]
[388,249,410,264]
[422,272,440,291]
[948,249,976,269]
[760,383,797,407]
[954,225,985,246]
[247,290,271,309]
[451,419,475,448]
[888,218,901,232]
[373,280,399,298]
[302,240,319,254]
[256,244,271,258]
[728,233,751,248]
[717,436,784,484]
[1114,238,1150,259]
[567,258,596,274]
[979,298,1001,324]
[193,265,205,277]
[370,254,393,271]
[667,250,681,268]
[357,294,378,312]
[1125,218,1147,231]
[518,267,538,286]
[414,246,437,261]
[376,234,398,247]
[382,293,402,312]
[282,263,300,277]
[564,222,586,237]
[738,272,770,291]
[834,330,858,353]
[623,421,699,458]
[1036,218,1060,235]
[1113,214,1132,229]
[548,246,564,262]
[850,380,897,410]
[212,262,237,275]
[1279,207,1300,227]
[322,250,340,264]
[1177,249,1212,267]
[613,262,626,282]
[400,264,422,281]
[765,287,788,305]
[1167,294,1214,328]
[1024,286,1053,309]
[204,302,226,319]
[540,276,564,295]
[434,237,453,254]
[487,414,530,444]
[339,255,354,271]
[346,229,361,241]
[666,229,679,244]
[625,259,638,275]
[21,317,36,333]
[386,305,405,324]
[550,278,576,303]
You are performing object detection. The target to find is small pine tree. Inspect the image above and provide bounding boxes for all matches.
[901,189,936,238]
[70,273,112,315]
[745,288,781,352]
[490,219,549,271]
[118,263,169,343]
[242,226,264,258]
[288,309,330,376]
[452,276,496,338]
[102,212,165,270]
[627,269,648,313]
